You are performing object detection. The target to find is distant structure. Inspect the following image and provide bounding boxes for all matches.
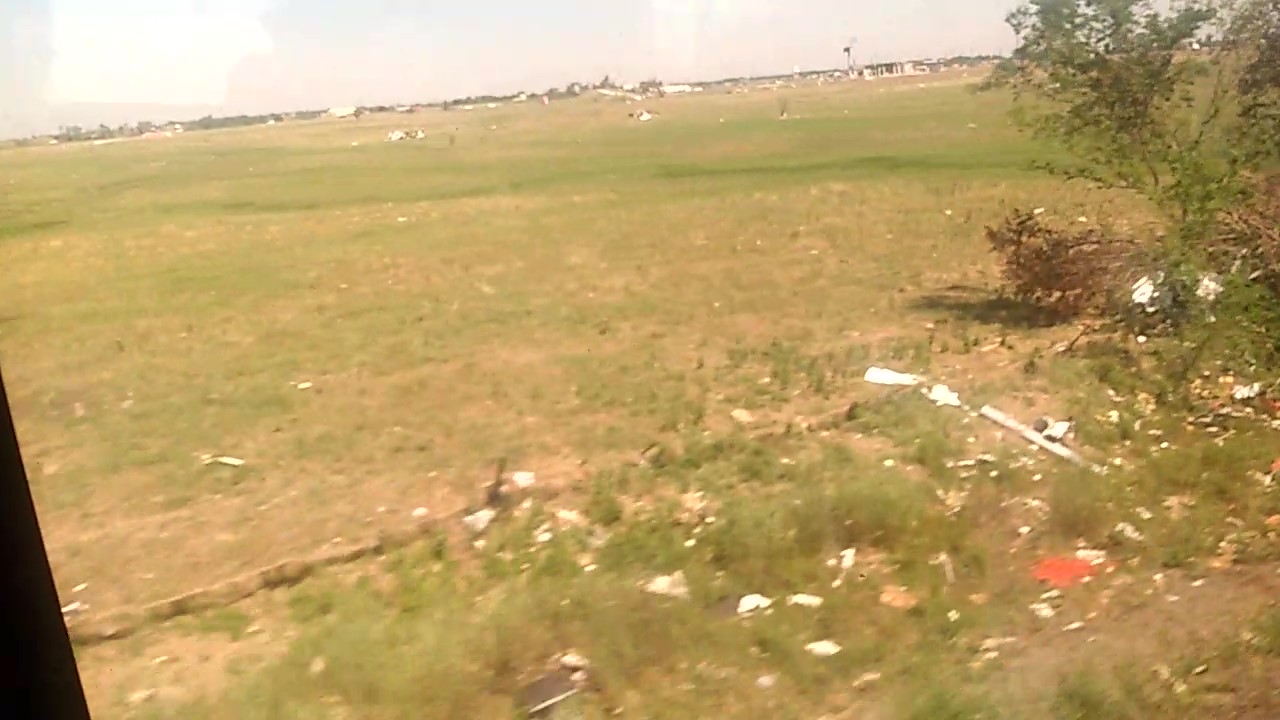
[843,37,859,73]
[860,61,923,79]
[327,107,358,119]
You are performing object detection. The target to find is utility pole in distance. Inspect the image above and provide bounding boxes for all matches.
[843,36,858,72]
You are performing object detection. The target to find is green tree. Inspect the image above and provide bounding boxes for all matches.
[994,0,1280,366]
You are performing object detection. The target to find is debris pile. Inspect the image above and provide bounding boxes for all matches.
[384,129,427,142]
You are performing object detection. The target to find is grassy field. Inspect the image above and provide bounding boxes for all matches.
[3,70,1280,719]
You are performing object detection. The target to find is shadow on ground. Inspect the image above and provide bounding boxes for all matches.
[912,285,1065,329]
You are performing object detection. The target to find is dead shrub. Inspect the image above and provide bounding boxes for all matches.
[986,210,1146,321]
[1216,175,1280,298]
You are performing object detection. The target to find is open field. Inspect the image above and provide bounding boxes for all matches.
[3,69,1280,718]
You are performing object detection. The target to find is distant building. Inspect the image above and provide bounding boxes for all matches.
[860,62,923,79]
[327,107,358,119]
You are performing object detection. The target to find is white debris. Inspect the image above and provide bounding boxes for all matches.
[852,671,883,689]
[864,367,922,386]
[979,637,1018,653]
[72,583,88,593]
[786,593,825,608]
[635,110,654,122]
[205,456,245,467]
[642,571,690,600]
[1063,621,1086,632]
[294,381,314,390]
[947,610,961,623]
[555,509,585,526]
[737,594,774,615]
[1114,522,1145,542]
[1197,273,1224,302]
[127,689,158,706]
[804,640,843,657]
[839,548,857,570]
[1136,507,1154,521]
[731,408,756,425]
[411,507,429,520]
[1131,275,1160,311]
[462,508,497,534]
[1029,602,1057,619]
[559,651,590,671]
[831,548,857,587]
[1233,383,1263,401]
[926,384,962,408]
[756,674,778,689]
[60,601,86,615]
[1032,207,1046,215]
[930,552,957,584]
[510,471,537,489]
[1075,548,1108,566]
[1042,419,1073,443]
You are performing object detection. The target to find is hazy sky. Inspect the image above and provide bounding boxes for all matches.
[2,0,1020,133]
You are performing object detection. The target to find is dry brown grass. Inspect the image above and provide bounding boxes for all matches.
[4,71,1279,719]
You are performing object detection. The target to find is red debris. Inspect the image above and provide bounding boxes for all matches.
[1270,457,1280,475]
[1032,556,1100,589]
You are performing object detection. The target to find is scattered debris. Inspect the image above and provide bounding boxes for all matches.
[1029,602,1057,619]
[1075,548,1108,566]
[411,507,429,520]
[60,601,86,616]
[521,670,580,717]
[385,129,427,142]
[202,455,245,468]
[1063,621,1086,632]
[930,552,957,584]
[979,637,1018,653]
[1032,556,1100,588]
[852,671,883,690]
[1113,522,1145,542]
[555,509,585,527]
[1233,383,1263,401]
[731,408,756,425]
[510,471,537,490]
[294,381,314,390]
[1197,274,1224,302]
[830,547,857,587]
[926,384,962,408]
[559,651,590,671]
[938,487,970,517]
[127,689,157,706]
[737,594,774,615]
[1042,418,1075,443]
[72,582,88,593]
[979,406,1095,469]
[1131,275,1160,311]
[879,585,919,611]
[309,656,327,676]
[804,640,843,657]
[642,571,690,600]
[947,609,961,623]
[864,366,922,386]
[756,674,779,689]
[462,508,497,535]
[634,110,654,122]
[786,593,824,608]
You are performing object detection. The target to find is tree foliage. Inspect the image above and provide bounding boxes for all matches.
[991,0,1280,368]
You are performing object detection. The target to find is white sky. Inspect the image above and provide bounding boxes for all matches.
[1,0,1021,133]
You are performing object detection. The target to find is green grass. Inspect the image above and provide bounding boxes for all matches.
[8,73,1280,719]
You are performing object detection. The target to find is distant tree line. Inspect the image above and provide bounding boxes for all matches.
[17,55,1003,146]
